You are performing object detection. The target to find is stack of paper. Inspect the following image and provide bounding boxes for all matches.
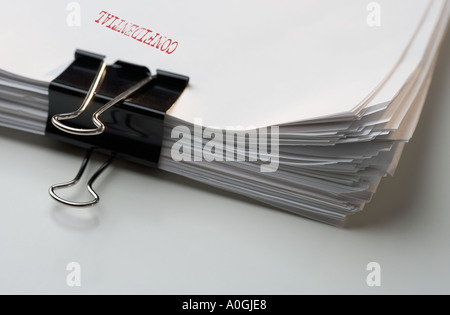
[0,0,449,225]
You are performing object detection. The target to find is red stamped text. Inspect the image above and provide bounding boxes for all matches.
[95,10,178,55]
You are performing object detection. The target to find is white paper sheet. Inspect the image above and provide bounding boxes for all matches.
[0,0,433,127]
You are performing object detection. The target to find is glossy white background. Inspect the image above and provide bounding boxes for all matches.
[1,7,450,295]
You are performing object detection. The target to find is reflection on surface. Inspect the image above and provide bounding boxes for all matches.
[51,206,100,230]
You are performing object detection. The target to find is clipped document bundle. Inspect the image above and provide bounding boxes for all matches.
[0,0,449,225]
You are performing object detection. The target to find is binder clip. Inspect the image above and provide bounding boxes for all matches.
[46,49,189,206]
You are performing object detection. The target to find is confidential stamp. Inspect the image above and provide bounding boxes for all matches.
[95,10,178,55]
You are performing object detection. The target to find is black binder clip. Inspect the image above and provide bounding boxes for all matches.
[46,49,189,206]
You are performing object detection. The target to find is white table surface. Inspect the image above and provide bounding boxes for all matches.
[1,27,450,296]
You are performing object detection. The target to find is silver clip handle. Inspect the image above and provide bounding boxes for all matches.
[49,150,115,207]
[52,71,156,136]
[51,60,107,136]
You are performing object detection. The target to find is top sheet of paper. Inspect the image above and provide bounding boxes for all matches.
[0,0,436,127]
